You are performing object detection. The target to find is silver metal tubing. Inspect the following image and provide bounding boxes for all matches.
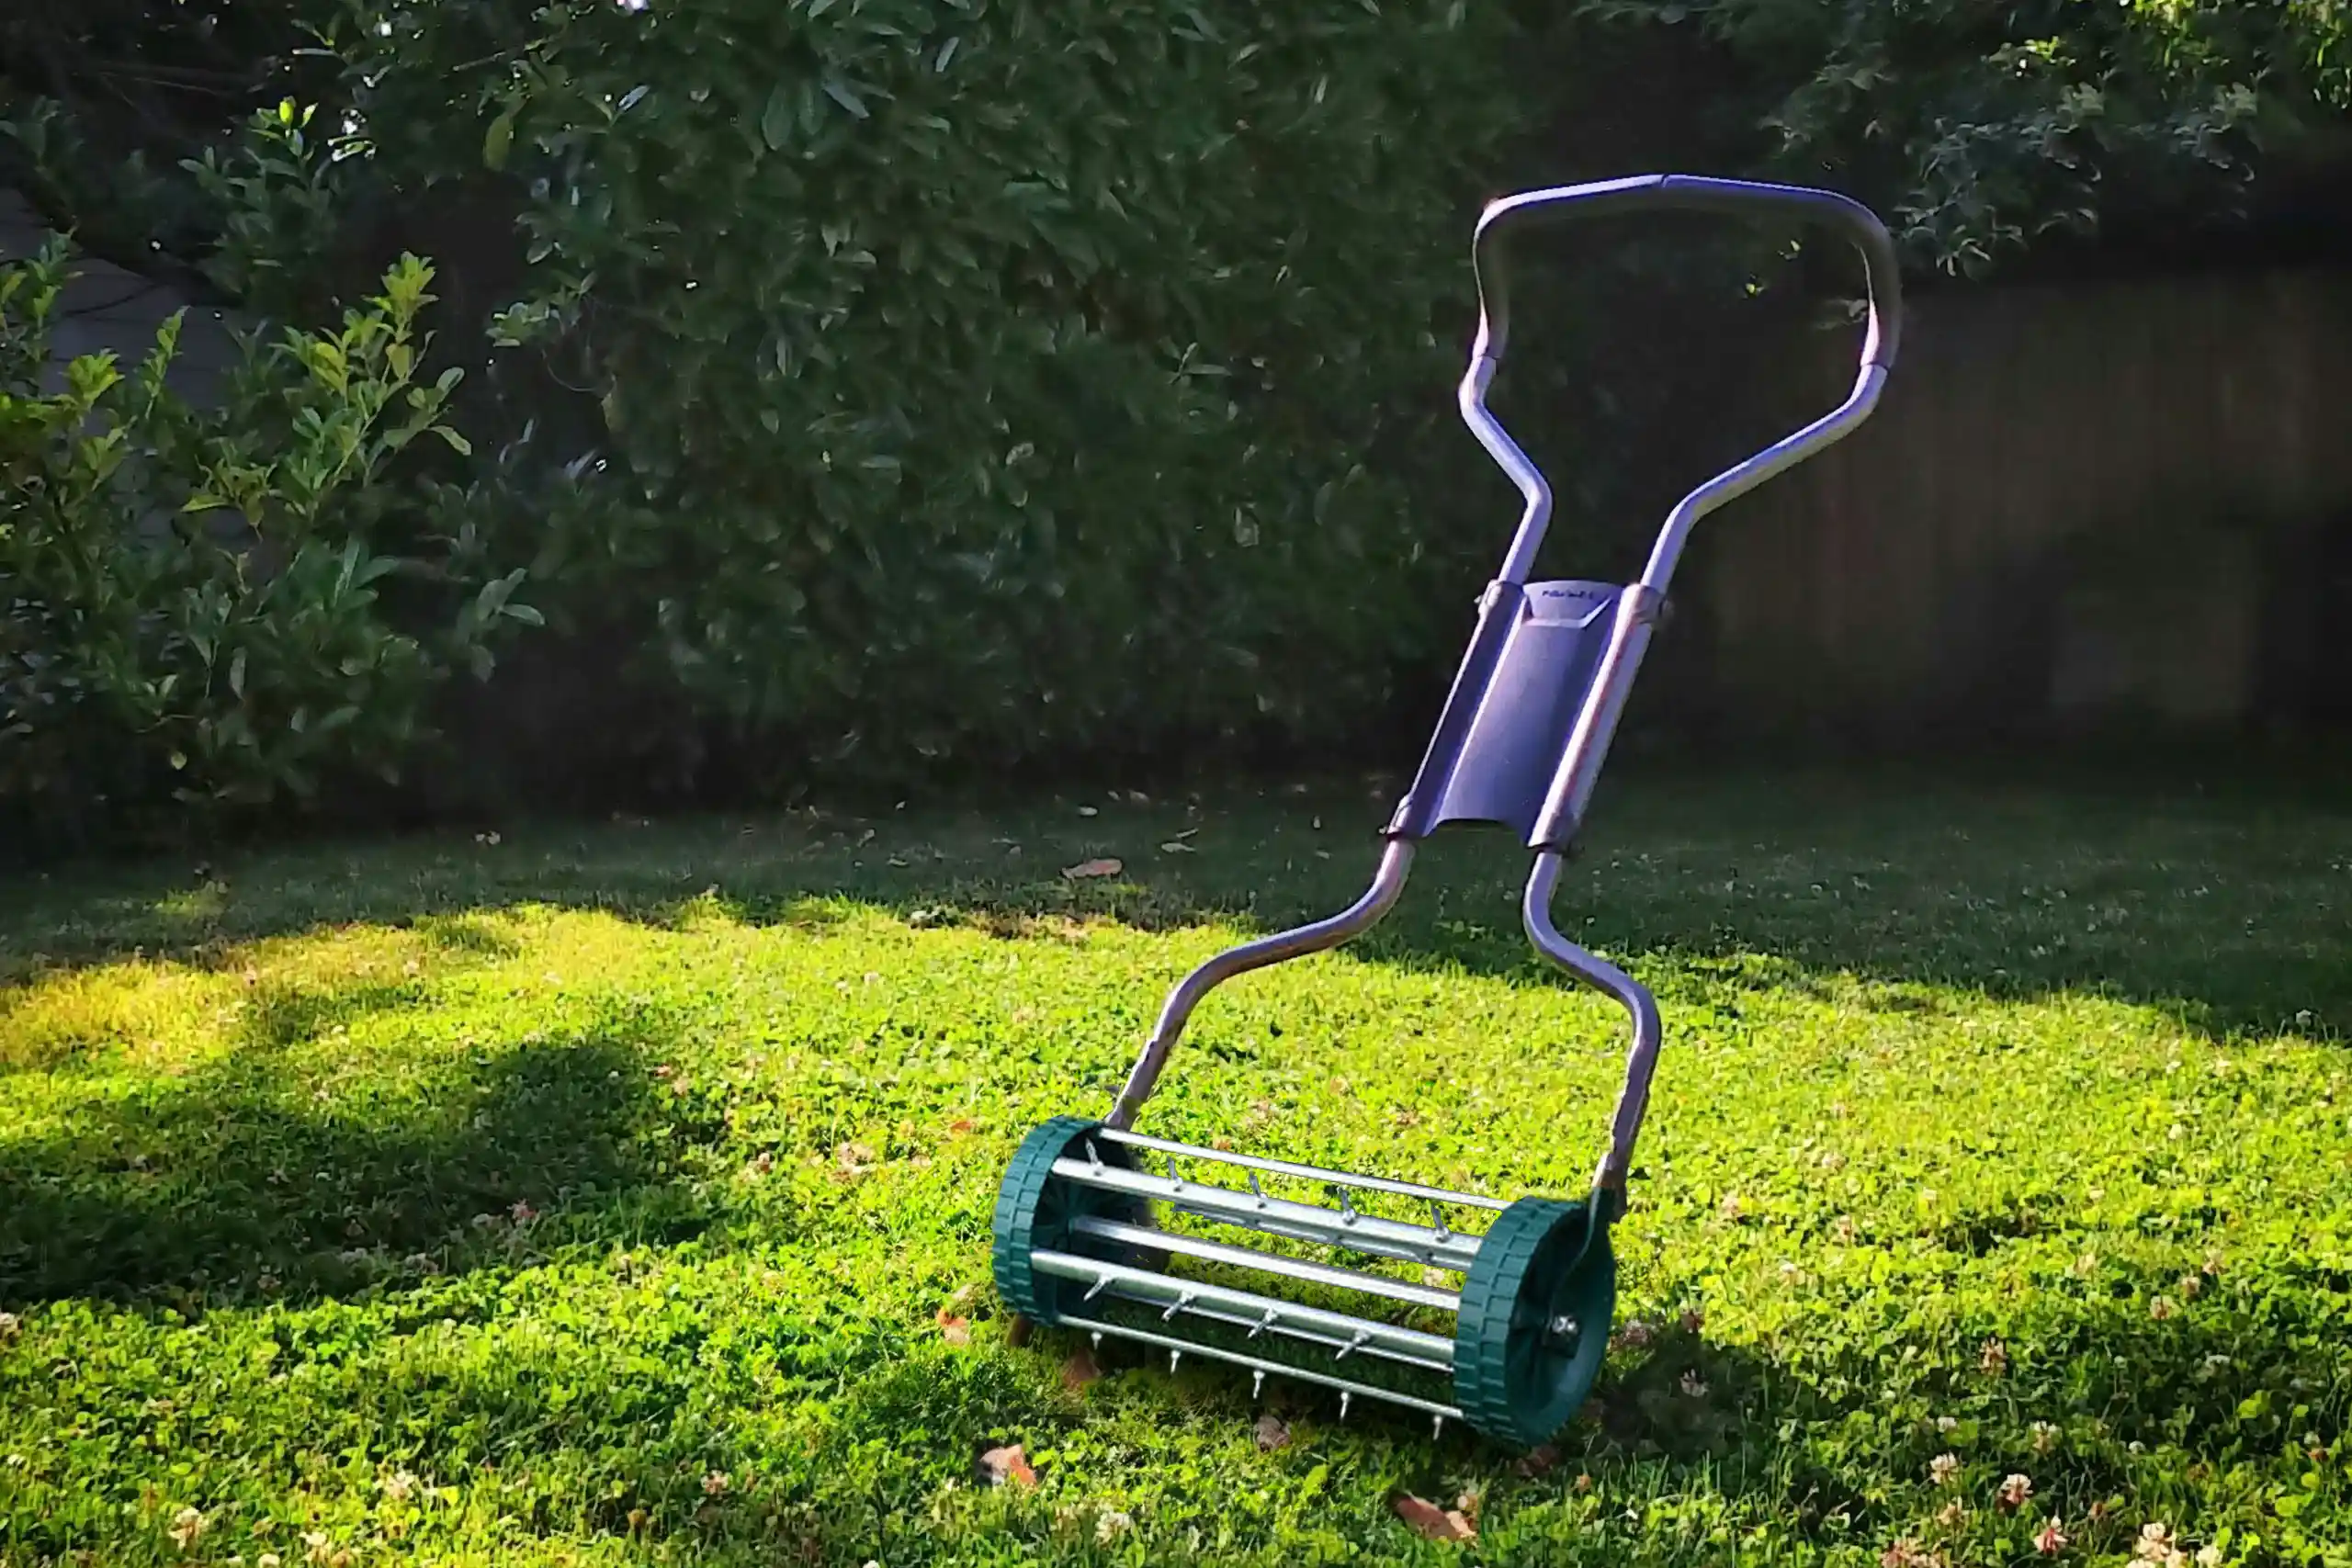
[1641,364,1887,595]
[1100,1295,1453,1376]
[1070,1216,1462,1313]
[1458,352,1553,587]
[1032,1251,1457,1370]
[1049,1158,1487,1271]
[1097,1129,1512,1213]
[1060,1314,1465,1420]
[1521,851,1663,1203]
[1461,175,1901,609]
[1529,582,1665,851]
[1106,840,1415,1130]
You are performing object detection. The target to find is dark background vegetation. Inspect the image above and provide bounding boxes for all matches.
[5,0,2350,856]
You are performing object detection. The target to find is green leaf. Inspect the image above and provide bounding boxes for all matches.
[435,426,474,457]
[483,107,518,170]
[822,78,870,119]
[760,85,794,151]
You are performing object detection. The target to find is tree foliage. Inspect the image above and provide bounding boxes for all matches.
[1576,0,2351,274]
[3,0,2347,823]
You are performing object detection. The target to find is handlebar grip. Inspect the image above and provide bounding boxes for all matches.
[1471,174,1903,372]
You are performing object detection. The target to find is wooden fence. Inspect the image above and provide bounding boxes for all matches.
[1696,266,2352,735]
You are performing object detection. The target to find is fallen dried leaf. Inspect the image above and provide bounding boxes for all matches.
[1061,858,1123,880]
[945,1117,978,1135]
[936,1312,971,1346]
[1393,1493,1476,1543]
[1062,1346,1101,1389]
[1254,1413,1291,1451]
[978,1444,1037,1489]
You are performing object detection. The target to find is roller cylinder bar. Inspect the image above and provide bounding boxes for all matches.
[1047,1156,1488,1272]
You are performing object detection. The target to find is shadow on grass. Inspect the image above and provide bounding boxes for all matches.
[0,976,712,1309]
[2,765,2346,1044]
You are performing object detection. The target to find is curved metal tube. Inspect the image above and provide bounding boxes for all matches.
[1521,851,1662,1208]
[1642,363,1886,593]
[1106,840,1414,1130]
[1458,354,1553,588]
[1460,174,1902,593]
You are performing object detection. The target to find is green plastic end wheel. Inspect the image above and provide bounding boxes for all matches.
[990,1117,1158,1325]
[1452,1196,1617,1448]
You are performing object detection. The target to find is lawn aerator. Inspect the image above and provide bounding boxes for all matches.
[992,175,1903,1447]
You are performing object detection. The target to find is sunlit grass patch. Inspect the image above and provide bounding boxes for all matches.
[2,769,2348,1565]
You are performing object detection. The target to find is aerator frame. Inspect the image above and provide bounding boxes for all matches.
[993,174,1904,1447]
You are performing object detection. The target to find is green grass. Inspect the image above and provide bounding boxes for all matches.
[2,766,2348,1567]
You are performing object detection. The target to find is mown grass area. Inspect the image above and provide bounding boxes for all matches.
[2,765,2348,1567]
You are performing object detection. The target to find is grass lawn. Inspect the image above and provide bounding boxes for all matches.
[2,764,2348,1566]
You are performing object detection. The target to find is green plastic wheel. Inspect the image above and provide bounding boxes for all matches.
[1452,1196,1616,1447]
[990,1117,1159,1325]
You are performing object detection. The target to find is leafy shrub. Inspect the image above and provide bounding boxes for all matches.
[332,0,1528,781]
[185,99,356,324]
[0,245,535,845]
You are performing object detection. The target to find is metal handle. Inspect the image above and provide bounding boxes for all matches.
[1464,173,1904,588]
[1472,174,1901,374]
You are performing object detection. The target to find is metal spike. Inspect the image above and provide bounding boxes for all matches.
[1251,1369,1265,1400]
[1430,1200,1453,1242]
[1248,1307,1278,1340]
[1091,1331,1103,1352]
[1083,1275,1111,1302]
[1339,1391,1352,1420]
[1432,1414,1446,1441]
[1166,1154,1184,1191]
[1162,1290,1197,1323]
[1338,1190,1358,1226]
[1248,1170,1269,1209]
[1169,1348,1182,1373]
[1334,1328,1370,1362]
[1085,1138,1103,1173]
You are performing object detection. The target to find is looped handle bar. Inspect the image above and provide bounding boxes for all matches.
[1465,174,1903,592]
